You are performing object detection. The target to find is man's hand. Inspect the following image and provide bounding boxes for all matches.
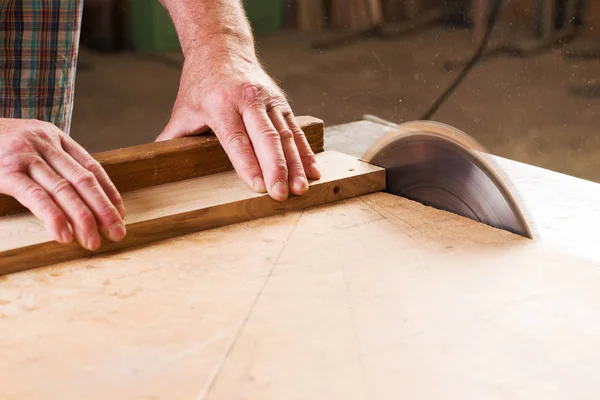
[156,0,321,202]
[0,119,126,250]
[156,54,321,201]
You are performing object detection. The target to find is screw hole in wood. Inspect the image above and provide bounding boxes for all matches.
[333,186,341,195]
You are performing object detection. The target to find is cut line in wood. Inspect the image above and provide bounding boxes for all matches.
[0,151,385,276]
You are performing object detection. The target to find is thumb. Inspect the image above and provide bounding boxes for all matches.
[155,111,210,142]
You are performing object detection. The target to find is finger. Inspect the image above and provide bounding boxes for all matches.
[0,172,72,245]
[27,158,103,251]
[37,143,126,245]
[242,107,289,201]
[283,112,321,180]
[60,136,126,219]
[212,109,266,194]
[268,109,308,196]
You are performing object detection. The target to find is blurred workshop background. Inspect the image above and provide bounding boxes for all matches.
[77,0,599,182]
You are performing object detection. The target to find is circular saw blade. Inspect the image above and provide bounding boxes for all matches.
[361,121,532,239]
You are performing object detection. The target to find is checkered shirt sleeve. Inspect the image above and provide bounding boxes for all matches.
[0,0,83,134]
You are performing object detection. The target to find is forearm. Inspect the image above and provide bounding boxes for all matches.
[158,0,257,62]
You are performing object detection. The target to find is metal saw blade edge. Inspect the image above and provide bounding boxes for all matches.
[360,121,533,239]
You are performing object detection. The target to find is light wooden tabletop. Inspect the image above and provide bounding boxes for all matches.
[1,120,599,399]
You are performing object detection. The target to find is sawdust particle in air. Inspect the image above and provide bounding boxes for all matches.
[0,299,11,306]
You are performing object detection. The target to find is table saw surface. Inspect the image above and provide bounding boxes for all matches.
[1,120,600,399]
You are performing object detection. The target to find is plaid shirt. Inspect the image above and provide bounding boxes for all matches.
[0,0,83,134]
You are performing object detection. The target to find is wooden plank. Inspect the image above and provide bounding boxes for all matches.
[0,151,385,276]
[8,120,600,398]
[0,116,325,216]
[201,192,600,400]
[3,179,600,398]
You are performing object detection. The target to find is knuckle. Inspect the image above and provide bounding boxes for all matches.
[0,154,25,172]
[75,208,96,227]
[270,158,288,176]
[3,136,29,153]
[27,156,46,170]
[291,125,306,138]
[279,129,294,141]
[270,98,289,111]
[46,210,66,228]
[300,153,317,165]
[239,82,267,106]
[72,169,96,188]
[262,129,280,143]
[29,124,58,141]
[102,210,120,225]
[25,184,47,202]
[33,129,52,142]
[50,179,71,197]
[222,131,250,151]
[96,201,119,218]
[288,160,304,172]
[280,108,293,118]
[82,158,103,175]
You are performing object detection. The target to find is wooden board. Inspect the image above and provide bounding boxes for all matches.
[3,120,600,398]
[0,116,325,216]
[0,151,385,276]
[2,187,600,399]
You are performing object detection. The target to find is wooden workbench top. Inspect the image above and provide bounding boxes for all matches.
[1,120,599,399]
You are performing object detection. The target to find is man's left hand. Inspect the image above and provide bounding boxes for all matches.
[156,52,321,202]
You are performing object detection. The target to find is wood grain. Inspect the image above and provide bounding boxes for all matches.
[0,116,325,216]
[2,187,600,398]
[4,119,600,399]
[0,151,385,276]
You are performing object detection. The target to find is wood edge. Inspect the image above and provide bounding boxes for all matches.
[0,116,325,216]
[0,166,385,276]
[95,116,324,165]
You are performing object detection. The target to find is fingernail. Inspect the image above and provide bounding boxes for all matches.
[272,180,288,200]
[108,222,127,242]
[87,234,101,251]
[253,176,266,192]
[60,228,73,244]
[309,163,321,179]
[293,176,308,194]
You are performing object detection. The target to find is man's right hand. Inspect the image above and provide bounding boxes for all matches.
[0,119,126,251]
